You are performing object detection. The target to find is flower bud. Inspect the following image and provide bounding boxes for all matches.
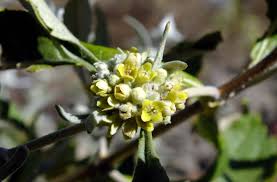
[160,101,176,116]
[90,79,111,97]
[119,103,136,120]
[108,74,120,86]
[114,84,131,101]
[131,87,146,104]
[154,68,168,83]
[176,103,185,110]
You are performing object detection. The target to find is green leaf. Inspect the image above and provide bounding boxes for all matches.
[164,31,222,75]
[132,131,169,182]
[196,113,277,182]
[248,0,277,68]
[37,37,95,71]
[64,0,92,41]
[249,35,277,68]
[220,114,277,161]
[82,42,120,61]
[19,0,98,63]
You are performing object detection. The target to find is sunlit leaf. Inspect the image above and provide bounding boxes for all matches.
[221,114,277,161]
[248,0,277,68]
[196,113,277,182]
[82,42,120,61]
[38,37,95,71]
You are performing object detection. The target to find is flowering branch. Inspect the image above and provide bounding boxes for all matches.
[62,47,277,181]
[14,48,277,180]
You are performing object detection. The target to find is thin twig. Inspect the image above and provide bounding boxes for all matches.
[24,123,85,151]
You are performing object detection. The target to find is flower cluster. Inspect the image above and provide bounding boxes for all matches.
[90,50,189,139]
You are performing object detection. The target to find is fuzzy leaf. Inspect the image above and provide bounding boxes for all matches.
[38,37,95,71]
[162,61,188,71]
[250,35,277,68]
[248,0,277,68]
[164,31,222,75]
[55,105,82,124]
[132,131,169,182]
[153,22,170,69]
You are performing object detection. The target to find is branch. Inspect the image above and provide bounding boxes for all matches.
[13,48,277,180]
[23,123,85,151]
[63,48,277,181]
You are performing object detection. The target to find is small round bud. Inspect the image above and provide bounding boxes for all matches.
[114,84,131,101]
[131,87,146,104]
[90,79,111,97]
[160,101,176,116]
[119,103,136,120]
[176,103,185,110]
[108,74,120,86]
[154,68,168,83]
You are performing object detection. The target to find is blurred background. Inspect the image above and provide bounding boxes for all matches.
[0,0,276,181]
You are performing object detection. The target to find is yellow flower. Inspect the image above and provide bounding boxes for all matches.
[90,79,111,97]
[141,100,164,123]
[117,53,140,82]
[136,62,157,84]
[136,116,154,132]
[114,84,131,101]
[166,84,188,104]
[108,74,120,86]
[96,96,119,111]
